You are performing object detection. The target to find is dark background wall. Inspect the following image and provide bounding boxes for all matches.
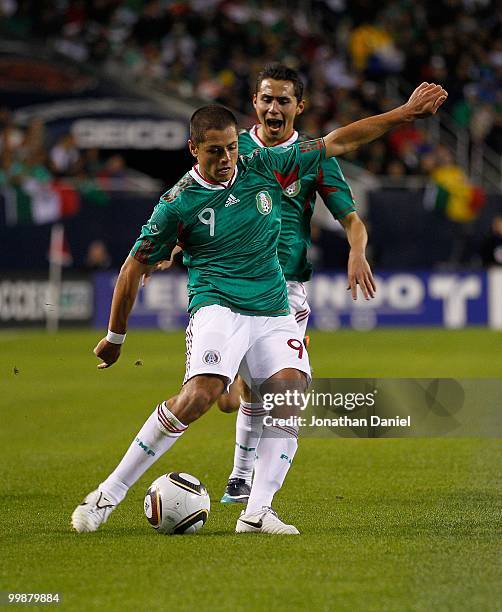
[367,190,502,269]
[2,189,501,272]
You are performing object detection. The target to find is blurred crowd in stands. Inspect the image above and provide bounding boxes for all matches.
[1,0,501,270]
[1,0,500,177]
[0,105,146,200]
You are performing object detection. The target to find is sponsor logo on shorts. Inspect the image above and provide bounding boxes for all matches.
[283,180,301,198]
[256,191,273,215]
[203,350,221,365]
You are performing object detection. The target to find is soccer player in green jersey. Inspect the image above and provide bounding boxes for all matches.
[72,84,447,535]
[217,64,376,504]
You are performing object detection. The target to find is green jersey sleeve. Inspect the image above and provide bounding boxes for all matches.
[315,156,356,219]
[259,138,326,186]
[130,195,180,265]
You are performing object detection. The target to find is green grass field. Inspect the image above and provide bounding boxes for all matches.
[1,329,501,611]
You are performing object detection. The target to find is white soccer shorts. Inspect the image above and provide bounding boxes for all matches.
[287,281,310,337]
[183,304,310,388]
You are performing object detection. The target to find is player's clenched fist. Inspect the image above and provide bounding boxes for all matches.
[404,82,448,119]
[94,338,121,369]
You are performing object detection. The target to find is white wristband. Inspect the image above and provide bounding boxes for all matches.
[106,330,126,344]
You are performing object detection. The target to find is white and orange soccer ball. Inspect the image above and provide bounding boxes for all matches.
[144,472,210,535]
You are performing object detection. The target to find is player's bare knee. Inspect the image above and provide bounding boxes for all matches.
[260,368,308,419]
[265,368,307,391]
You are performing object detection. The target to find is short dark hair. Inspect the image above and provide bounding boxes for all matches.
[190,105,237,144]
[255,63,304,102]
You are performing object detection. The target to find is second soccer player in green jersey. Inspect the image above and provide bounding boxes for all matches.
[219,64,375,504]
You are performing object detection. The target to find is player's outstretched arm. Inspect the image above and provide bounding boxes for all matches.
[323,82,448,158]
[339,212,376,301]
[94,255,154,369]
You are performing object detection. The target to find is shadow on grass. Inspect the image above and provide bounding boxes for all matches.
[53,526,239,538]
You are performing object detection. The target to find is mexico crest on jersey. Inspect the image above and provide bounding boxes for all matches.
[283,180,301,198]
[256,191,273,215]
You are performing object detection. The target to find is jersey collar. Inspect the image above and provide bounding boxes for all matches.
[188,164,238,190]
[249,124,299,149]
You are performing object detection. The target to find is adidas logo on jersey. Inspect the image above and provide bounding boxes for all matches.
[225,194,240,207]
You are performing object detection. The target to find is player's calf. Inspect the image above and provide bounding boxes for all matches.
[217,375,244,413]
[217,393,239,413]
[171,374,226,423]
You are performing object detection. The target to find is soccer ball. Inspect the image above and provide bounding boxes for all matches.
[144,472,210,535]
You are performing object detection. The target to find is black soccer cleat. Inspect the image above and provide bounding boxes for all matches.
[220,478,251,504]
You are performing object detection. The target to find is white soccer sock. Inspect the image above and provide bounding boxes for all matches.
[228,400,266,485]
[99,401,187,505]
[245,424,298,515]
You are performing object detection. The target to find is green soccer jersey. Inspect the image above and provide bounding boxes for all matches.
[131,139,326,316]
[239,126,356,281]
